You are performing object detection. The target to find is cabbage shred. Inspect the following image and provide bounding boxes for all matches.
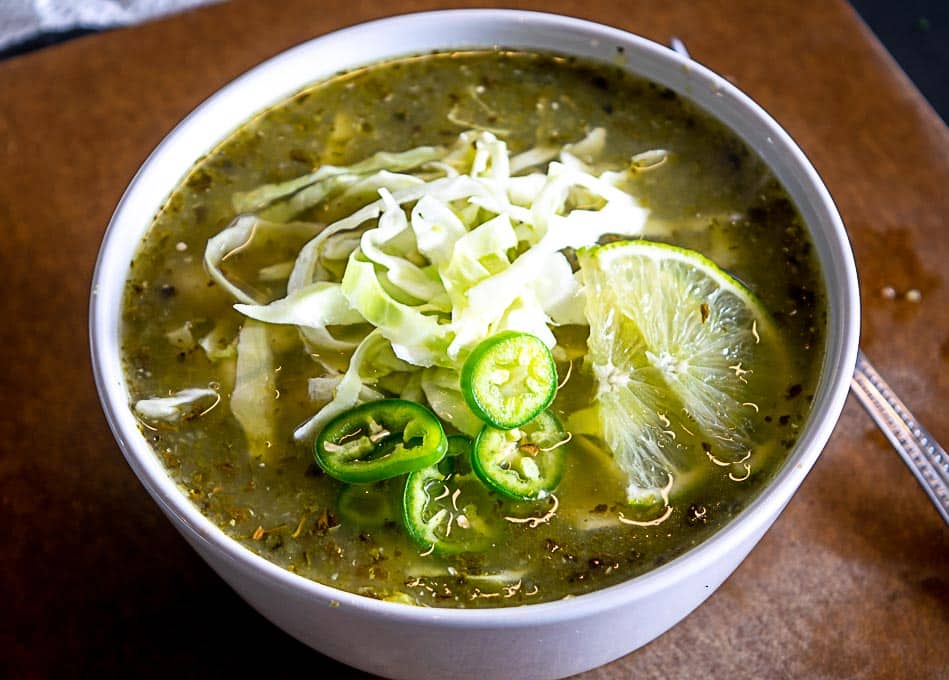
[208,129,652,448]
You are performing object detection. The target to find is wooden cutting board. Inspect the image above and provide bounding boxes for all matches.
[0,0,945,677]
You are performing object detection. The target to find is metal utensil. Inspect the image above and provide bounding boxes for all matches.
[667,38,948,526]
[851,351,949,523]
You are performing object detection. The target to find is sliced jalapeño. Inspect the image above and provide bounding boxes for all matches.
[460,331,557,430]
[403,435,496,554]
[315,399,447,484]
[472,410,568,501]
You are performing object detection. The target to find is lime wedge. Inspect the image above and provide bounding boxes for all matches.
[578,240,788,502]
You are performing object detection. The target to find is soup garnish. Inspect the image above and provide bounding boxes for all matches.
[314,399,448,484]
[461,331,558,430]
[122,50,824,607]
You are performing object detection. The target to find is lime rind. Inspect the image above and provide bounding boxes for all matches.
[578,239,773,315]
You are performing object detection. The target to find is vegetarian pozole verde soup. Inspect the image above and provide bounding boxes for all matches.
[122,50,825,607]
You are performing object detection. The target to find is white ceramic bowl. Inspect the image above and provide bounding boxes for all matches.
[90,10,860,679]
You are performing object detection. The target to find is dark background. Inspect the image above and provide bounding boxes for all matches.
[850,0,947,120]
[0,1,946,121]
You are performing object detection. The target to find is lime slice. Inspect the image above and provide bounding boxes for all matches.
[578,240,788,502]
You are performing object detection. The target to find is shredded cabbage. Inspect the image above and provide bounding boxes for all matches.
[231,322,276,460]
[204,216,321,304]
[258,260,295,281]
[293,330,393,442]
[308,375,382,403]
[341,253,451,366]
[235,281,364,352]
[232,146,443,215]
[198,320,239,362]
[359,188,446,302]
[420,368,484,437]
[209,128,655,444]
[134,388,217,421]
[165,322,195,350]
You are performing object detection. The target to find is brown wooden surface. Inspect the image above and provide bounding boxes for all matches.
[1,0,946,677]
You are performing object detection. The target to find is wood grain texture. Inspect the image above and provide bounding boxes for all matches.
[0,0,946,677]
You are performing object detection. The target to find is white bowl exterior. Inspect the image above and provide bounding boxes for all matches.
[183,504,777,679]
[90,10,860,679]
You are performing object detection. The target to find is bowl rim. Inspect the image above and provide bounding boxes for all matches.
[90,8,860,627]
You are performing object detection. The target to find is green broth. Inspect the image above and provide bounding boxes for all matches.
[121,50,824,607]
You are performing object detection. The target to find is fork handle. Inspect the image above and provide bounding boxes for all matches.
[851,350,949,524]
